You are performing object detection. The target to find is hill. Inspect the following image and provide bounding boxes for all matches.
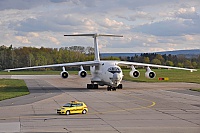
[100,49,200,58]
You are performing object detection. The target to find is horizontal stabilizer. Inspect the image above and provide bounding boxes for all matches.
[64,34,95,37]
[64,33,123,37]
[98,34,123,37]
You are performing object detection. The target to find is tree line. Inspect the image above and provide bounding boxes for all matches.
[0,45,95,70]
[0,45,199,70]
[121,53,200,69]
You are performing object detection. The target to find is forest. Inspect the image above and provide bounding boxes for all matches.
[0,45,199,70]
[122,53,200,69]
[0,45,95,70]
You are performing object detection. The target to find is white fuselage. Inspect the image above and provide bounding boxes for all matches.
[90,61,123,87]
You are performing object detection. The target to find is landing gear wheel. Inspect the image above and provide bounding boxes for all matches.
[107,86,117,91]
[94,84,98,89]
[87,84,92,89]
[87,84,98,89]
[107,86,112,91]
[66,110,70,115]
[117,84,123,89]
[82,109,87,114]
[112,88,116,91]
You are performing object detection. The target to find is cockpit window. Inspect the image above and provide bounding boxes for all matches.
[108,67,121,74]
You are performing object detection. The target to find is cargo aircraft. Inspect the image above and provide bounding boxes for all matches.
[5,33,197,91]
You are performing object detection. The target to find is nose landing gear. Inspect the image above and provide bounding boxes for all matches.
[107,86,116,91]
[107,84,123,91]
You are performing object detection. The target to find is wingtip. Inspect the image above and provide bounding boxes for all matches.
[3,69,10,72]
[190,69,197,72]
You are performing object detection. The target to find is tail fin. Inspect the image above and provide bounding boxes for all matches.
[64,33,123,61]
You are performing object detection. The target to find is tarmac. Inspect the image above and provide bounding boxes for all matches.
[0,75,199,133]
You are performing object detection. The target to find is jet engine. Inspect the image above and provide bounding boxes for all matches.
[60,66,69,79]
[61,71,69,79]
[78,66,87,78]
[145,67,156,79]
[129,66,140,78]
[78,70,87,78]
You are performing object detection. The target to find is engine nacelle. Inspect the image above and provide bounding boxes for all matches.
[129,66,140,78]
[78,70,87,78]
[60,71,69,79]
[145,67,156,79]
[78,66,87,78]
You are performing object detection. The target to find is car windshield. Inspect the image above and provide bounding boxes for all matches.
[63,103,73,107]
[63,103,76,107]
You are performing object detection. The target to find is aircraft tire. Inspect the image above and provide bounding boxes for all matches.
[94,84,98,89]
[107,86,111,91]
[117,84,123,89]
[87,84,98,89]
[112,88,116,91]
[87,84,92,89]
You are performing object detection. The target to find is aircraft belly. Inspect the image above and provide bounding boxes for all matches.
[90,72,113,86]
[99,72,113,86]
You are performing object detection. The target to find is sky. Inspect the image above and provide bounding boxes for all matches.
[0,0,200,53]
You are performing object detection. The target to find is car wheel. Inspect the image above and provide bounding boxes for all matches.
[82,109,87,114]
[66,110,70,115]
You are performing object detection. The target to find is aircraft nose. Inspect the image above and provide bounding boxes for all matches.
[113,73,121,81]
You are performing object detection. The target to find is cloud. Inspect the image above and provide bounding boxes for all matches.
[27,32,39,37]
[47,36,60,45]
[174,7,199,19]
[50,0,68,3]
[118,11,154,22]
[1,0,200,53]
[15,36,31,44]
[11,15,76,32]
[134,17,200,36]
[184,35,194,41]
[99,18,124,30]
[0,0,47,10]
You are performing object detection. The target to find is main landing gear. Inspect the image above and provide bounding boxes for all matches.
[87,83,123,91]
[87,84,98,89]
[107,84,123,91]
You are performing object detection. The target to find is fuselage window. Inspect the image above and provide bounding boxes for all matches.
[107,67,121,74]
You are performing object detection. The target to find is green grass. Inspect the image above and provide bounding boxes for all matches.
[0,79,29,101]
[1,69,199,83]
[123,69,200,84]
[0,69,199,101]
[189,88,200,92]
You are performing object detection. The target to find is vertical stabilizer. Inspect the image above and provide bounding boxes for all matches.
[64,33,123,61]
[93,34,100,61]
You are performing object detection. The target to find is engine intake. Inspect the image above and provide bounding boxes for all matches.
[145,67,156,79]
[78,66,87,78]
[129,66,140,78]
[61,71,69,79]
[79,70,87,78]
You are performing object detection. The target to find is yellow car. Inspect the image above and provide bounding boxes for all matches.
[57,101,88,115]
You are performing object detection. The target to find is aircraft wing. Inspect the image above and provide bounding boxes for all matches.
[4,61,100,72]
[117,61,197,72]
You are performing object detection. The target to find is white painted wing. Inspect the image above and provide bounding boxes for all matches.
[4,61,100,71]
[117,61,197,72]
